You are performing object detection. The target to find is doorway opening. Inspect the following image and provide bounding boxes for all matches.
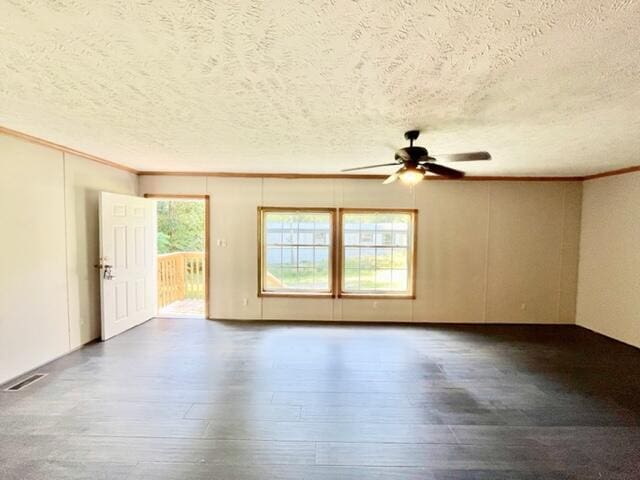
[148,195,209,318]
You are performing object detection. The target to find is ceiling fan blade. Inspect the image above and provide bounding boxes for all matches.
[341,162,400,172]
[395,149,410,162]
[424,162,465,178]
[432,151,491,162]
[383,173,399,184]
[382,167,405,184]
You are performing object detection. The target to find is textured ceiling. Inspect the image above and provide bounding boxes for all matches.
[1,0,639,176]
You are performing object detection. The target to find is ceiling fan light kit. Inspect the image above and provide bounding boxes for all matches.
[342,130,492,185]
[399,166,425,185]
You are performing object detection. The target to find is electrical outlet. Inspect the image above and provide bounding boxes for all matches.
[242,297,248,307]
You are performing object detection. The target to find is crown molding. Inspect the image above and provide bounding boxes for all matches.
[0,125,139,174]
[582,165,640,181]
[137,170,584,181]
[2,125,638,182]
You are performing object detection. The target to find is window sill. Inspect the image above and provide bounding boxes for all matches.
[259,291,335,299]
[338,293,416,300]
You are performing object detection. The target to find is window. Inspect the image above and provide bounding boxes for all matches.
[258,208,336,296]
[258,207,417,299]
[339,209,416,298]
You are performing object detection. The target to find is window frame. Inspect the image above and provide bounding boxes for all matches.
[257,206,338,298]
[338,208,418,299]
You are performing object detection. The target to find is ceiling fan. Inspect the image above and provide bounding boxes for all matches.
[342,130,492,185]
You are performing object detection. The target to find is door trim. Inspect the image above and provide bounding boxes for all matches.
[144,194,210,318]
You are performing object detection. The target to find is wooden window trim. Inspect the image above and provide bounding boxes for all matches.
[337,208,418,300]
[257,207,338,298]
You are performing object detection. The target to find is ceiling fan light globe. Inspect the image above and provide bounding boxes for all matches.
[399,168,424,185]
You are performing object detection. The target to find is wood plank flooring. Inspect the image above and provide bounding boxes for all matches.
[1,318,639,479]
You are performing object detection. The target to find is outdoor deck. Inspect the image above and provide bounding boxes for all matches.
[159,299,205,317]
[158,252,205,318]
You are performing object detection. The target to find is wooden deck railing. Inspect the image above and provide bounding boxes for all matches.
[158,252,205,308]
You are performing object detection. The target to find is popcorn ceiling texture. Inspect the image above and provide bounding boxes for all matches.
[0,0,639,175]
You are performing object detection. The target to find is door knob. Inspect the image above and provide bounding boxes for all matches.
[95,258,115,279]
[103,265,115,280]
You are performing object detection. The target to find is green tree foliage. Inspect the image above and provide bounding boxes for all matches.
[157,200,205,254]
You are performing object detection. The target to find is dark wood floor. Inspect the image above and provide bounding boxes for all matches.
[1,319,640,479]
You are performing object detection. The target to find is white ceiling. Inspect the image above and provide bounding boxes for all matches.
[1,1,639,176]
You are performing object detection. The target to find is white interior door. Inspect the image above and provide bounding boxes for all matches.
[99,192,156,340]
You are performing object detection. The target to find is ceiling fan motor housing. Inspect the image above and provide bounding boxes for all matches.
[404,130,421,142]
[396,146,429,166]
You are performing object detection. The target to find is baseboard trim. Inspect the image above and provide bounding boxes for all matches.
[0,316,157,388]
[574,324,640,350]
[209,317,575,326]
[0,339,99,389]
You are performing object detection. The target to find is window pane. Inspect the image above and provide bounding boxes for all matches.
[266,246,282,266]
[392,269,408,291]
[343,269,359,290]
[313,264,329,290]
[376,231,393,245]
[263,210,333,293]
[393,232,407,246]
[343,216,360,231]
[314,231,329,245]
[376,215,394,232]
[359,231,375,245]
[283,230,297,244]
[360,213,376,230]
[361,217,375,230]
[298,246,314,267]
[344,231,359,245]
[392,248,407,268]
[344,247,359,269]
[376,248,393,268]
[281,267,298,287]
[360,247,375,268]
[299,231,314,244]
[266,232,282,244]
[266,266,283,288]
[359,268,376,289]
[375,269,392,291]
[295,267,315,289]
[393,217,409,230]
[281,247,297,267]
[266,216,283,230]
[314,246,329,264]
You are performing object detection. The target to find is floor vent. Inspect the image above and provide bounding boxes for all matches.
[4,373,48,392]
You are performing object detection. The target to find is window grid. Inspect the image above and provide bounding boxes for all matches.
[341,210,415,297]
[260,209,335,296]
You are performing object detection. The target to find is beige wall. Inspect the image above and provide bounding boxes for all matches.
[0,133,137,384]
[576,172,640,348]
[0,135,69,385]
[140,175,582,324]
[64,153,139,348]
[5,128,637,383]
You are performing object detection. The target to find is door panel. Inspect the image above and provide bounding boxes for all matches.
[99,192,156,340]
